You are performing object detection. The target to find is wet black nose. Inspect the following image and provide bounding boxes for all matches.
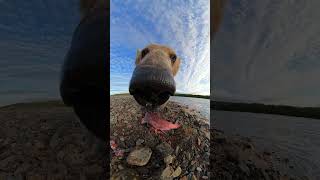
[129,66,176,106]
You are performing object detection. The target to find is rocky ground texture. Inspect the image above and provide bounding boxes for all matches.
[0,101,107,180]
[0,95,307,180]
[110,95,210,180]
[111,95,306,180]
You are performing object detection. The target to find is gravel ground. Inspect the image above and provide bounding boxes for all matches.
[111,95,306,180]
[110,95,210,180]
[0,96,307,180]
[0,101,107,180]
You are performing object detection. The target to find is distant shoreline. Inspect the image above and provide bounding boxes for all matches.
[0,100,65,109]
[111,93,210,99]
[212,101,320,120]
[2,96,319,120]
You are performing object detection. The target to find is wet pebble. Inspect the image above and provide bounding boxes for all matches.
[175,146,180,155]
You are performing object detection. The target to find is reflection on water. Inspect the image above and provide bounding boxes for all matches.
[213,110,320,179]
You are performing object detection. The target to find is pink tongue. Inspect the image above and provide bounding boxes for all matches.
[143,112,180,130]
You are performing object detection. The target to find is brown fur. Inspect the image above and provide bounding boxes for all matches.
[135,44,181,76]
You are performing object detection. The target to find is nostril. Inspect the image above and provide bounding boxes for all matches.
[159,91,170,99]
[158,91,171,104]
[129,66,176,106]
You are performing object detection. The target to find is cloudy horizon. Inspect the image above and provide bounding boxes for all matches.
[110,0,210,96]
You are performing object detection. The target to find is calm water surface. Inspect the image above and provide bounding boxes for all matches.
[213,110,320,179]
[170,97,320,179]
[170,96,209,119]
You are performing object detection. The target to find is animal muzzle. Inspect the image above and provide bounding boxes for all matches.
[129,66,176,107]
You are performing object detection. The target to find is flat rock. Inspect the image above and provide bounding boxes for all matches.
[172,166,182,178]
[160,166,174,180]
[126,147,152,166]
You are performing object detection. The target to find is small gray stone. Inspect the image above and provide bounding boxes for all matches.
[156,142,173,157]
[118,165,124,170]
[187,153,191,160]
[135,139,144,146]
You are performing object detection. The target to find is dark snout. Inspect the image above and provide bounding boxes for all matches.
[129,66,176,107]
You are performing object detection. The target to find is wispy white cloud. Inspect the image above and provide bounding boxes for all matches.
[111,0,210,95]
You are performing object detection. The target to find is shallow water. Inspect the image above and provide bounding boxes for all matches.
[169,97,320,179]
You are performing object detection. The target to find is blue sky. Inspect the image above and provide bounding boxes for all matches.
[110,0,210,95]
[0,0,79,106]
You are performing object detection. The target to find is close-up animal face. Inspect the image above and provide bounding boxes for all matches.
[59,0,108,141]
[129,44,181,107]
